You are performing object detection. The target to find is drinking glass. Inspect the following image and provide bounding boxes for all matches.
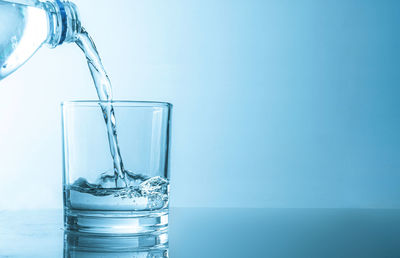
[62,101,172,235]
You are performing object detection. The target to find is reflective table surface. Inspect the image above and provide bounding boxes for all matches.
[1,208,400,257]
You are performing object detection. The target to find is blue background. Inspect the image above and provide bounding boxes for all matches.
[0,0,399,209]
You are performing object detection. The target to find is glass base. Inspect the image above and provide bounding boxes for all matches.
[64,208,168,235]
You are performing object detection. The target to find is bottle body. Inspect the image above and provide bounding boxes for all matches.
[0,0,80,80]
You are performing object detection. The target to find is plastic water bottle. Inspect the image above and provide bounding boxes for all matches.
[0,0,81,79]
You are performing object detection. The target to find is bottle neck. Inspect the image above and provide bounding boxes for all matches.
[45,0,81,48]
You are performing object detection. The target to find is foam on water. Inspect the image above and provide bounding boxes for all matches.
[67,173,169,211]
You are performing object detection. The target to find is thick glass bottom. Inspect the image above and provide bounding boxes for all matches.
[64,208,168,235]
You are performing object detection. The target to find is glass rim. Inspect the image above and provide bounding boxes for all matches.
[61,100,172,108]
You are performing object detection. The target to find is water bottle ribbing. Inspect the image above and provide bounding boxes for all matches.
[44,0,81,48]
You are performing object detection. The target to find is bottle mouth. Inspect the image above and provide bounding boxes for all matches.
[50,0,81,46]
[54,0,68,44]
[65,1,81,42]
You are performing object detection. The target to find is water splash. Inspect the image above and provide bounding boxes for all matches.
[69,173,169,211]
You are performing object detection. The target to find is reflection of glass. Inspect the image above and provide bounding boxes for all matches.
[62,101,172,234]
[63,231,169,257]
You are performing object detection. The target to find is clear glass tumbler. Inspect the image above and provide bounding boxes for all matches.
[62,101,172,235]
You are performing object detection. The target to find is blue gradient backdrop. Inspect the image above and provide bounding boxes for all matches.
[0,0,399,209]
